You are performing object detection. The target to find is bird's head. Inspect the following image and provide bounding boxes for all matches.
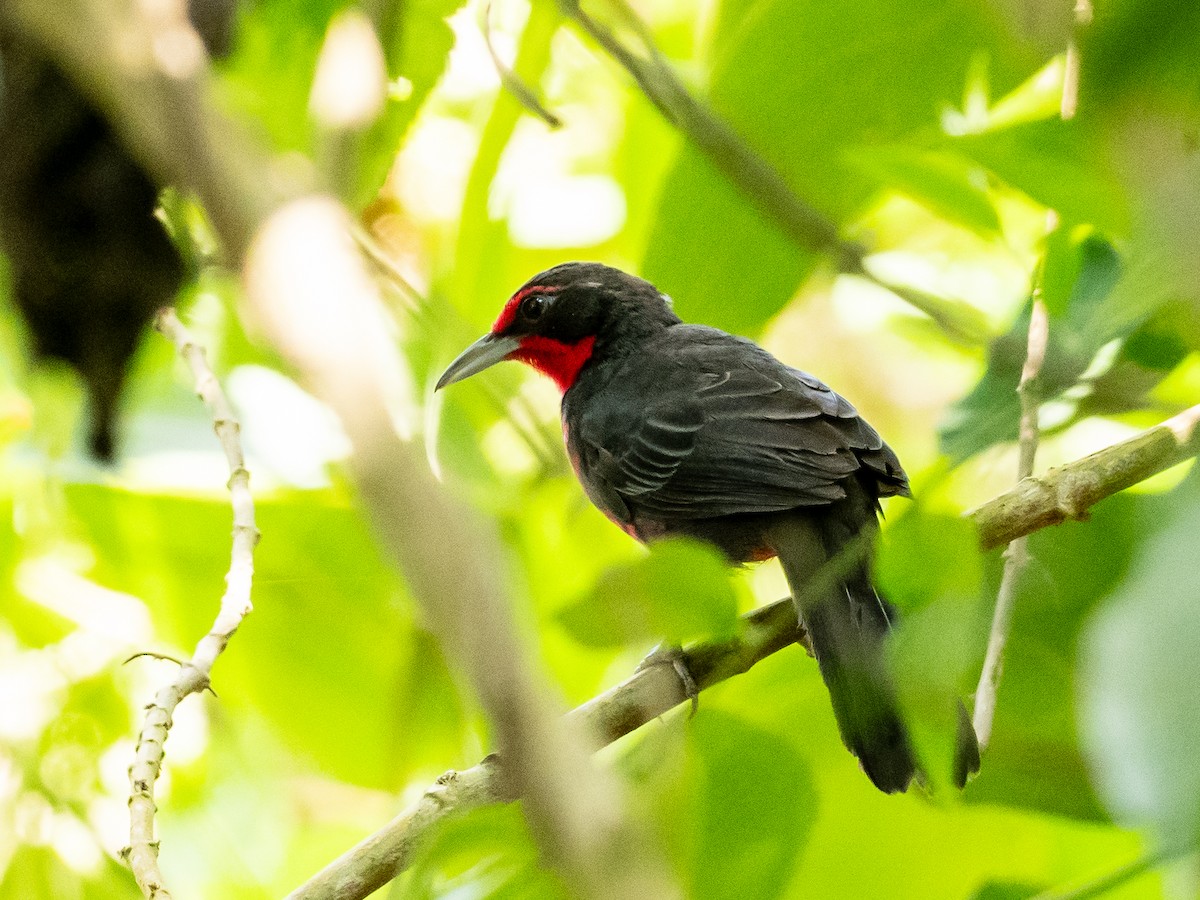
[436,262,679,393]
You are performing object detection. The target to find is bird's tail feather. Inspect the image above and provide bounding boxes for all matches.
[769,505,982,792]
[768,512,916,793]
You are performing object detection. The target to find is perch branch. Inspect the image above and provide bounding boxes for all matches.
[286,598,803,900]
[970,404,1200,548]
[287,402,1200,900]
[123,308,260,900]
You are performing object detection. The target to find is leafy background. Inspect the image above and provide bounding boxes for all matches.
[2,0,1200,897]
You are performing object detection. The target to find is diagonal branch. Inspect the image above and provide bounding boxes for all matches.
[286,599,803,900]
[560,0,991,343]
[969,403,1200,549]
[286,401,1200,900]
[561,0,846,261]
[123,308,260,900]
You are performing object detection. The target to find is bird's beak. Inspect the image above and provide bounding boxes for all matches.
[435,333,522,390]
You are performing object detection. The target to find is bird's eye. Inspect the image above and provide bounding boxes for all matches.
[519,295,547,320]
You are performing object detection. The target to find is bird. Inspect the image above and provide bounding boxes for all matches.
[0,0,237,459]
[437,262,979,793]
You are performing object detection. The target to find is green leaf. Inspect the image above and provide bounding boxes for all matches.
[401,804,566,900]
[939,231,1125,461]
[65,484,440,790]
[644,0,1030,334]
[846,144,1001,238]
[877,507,984,613]
[890,597,988,791]
[951,119,1130,235]
[556,537,739,648]
[220,0,346,155]
[1080,0,1200,112]
[350,0,464,207]
[447,0,564,324]
[1080,470,1200,847]
[644,161,818,336]
[686,711,816,900]
[0,846,140,900]
[969,883,1044,900]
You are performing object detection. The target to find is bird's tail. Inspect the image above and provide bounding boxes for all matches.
[768,504,980,792]
[767,503,916,793]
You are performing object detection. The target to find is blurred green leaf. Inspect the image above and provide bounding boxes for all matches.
[951,119,1130,234]
[687,711,815,900]
[447,0,562,324]
[556,537,739,648]
[1080,0,1200,111]
[0,846,139,900]
[65,485,440,789]
[877,507,984,613]
[401,803,566,900]
[644,0,1030,334]
[351,0,464,207]
[846,144,1001,238]
[969,883,1043,900]
[939,231,1128,461]
[391,627,471,775]
[1081,469,1200,848]
[891,597,988,791]
[221,0,345,154]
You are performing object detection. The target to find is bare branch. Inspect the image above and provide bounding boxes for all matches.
[970,403,1200,549]
[973,292,1048,749]
[123,308,260,900]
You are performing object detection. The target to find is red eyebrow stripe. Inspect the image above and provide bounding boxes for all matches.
[491,285,557,333]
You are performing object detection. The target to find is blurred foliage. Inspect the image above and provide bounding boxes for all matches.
[1,0,1199,897]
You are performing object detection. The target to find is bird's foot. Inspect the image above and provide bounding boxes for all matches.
[637,643,699,717]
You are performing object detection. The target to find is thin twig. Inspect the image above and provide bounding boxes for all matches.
[972,291,1048,749]
[972,0,1093,748]
[286,401,1200,900]
[123,308,260,900]
[482,0,562,128]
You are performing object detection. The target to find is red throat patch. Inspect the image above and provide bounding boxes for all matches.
[512,335,596,392]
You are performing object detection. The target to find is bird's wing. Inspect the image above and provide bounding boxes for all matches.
[574,326,907,521]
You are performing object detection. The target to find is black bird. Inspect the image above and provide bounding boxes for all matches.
[0,0,237,459]
[438,262,979,792]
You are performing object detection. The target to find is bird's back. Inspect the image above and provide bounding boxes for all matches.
[563,323,908,559]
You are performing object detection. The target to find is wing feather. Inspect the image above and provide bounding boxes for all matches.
[570,325,907,523]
